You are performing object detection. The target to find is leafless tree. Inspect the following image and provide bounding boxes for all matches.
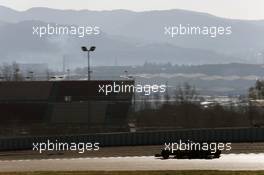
[0,62,24,81]
[174,82,198,103]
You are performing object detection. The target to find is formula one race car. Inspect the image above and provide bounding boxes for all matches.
[155,141,222,159]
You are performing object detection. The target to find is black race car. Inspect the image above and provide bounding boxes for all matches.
[155,142,221,159]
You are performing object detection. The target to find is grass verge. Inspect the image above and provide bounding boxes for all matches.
[0,171,264,175]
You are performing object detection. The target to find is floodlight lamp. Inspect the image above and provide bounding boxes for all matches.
[89,46,96,52]
[81,46,88,51]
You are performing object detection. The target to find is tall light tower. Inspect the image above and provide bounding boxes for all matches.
[81,46,96,80]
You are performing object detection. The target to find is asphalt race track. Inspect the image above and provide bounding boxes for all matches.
[0,153,264,172]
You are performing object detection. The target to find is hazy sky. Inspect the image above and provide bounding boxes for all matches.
[0,0,264,20]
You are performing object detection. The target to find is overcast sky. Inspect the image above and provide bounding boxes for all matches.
[1,0,264,20]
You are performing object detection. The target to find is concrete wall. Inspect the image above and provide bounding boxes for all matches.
[0,127,263,151]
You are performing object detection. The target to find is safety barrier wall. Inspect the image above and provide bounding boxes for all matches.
[0,127,264,151]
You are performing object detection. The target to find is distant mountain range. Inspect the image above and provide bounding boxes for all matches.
[0,6,263,67]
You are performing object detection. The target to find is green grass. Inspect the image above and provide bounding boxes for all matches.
[1,171,264,175]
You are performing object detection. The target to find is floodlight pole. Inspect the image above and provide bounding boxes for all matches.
[81,46,96,127]
[82,46,96,81]
[87,50,91,81]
